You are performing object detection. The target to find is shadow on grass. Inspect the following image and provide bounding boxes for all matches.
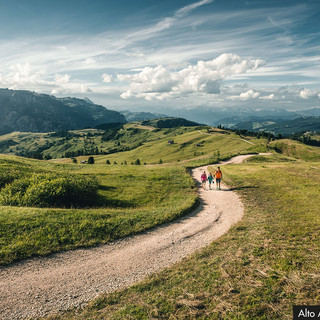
[226,186,258,191]
[99,185,117,191]
[96,195,135,208]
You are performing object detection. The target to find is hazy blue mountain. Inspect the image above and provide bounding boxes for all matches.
[0,89,126,134]
[120,110,168,122]
[161,106,300,127]
[298,108,320,117]
[232,116,320,135]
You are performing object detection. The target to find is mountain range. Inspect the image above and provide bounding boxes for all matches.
[0,89,126,134]
[1,88,320,136]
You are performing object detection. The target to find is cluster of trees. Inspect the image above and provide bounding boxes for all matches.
[64,147,102,158]
[105,158,164,165]
[142,117,200,128]
[290,133,320,147]
[217,125,282,141]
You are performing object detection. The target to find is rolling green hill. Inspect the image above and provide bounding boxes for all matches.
[1,122,320,319]
[0,154,198,265]
[0,122,265,162]
[44,148,320,320]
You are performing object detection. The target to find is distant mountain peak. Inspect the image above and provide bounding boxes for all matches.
[83,97,94,105]
[0,89,126,134]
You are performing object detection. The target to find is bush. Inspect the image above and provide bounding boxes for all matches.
[0,170,21,189]
[87,156,95,164]
[0,173,99,208]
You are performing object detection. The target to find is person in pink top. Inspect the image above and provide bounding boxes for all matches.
[200,171,207,190]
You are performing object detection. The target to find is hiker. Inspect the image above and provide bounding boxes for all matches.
[200,171,207,190]
[214,166,222,190]
[207,172,214,189]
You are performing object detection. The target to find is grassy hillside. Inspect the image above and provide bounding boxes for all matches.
[46,153,320,320]
[0,124,192,159]
[0,123,266,163]
[2,127,319,319]
[0,124,270,266]
[93,128,266,165]
[268,139,320,161]
[0,155,197,265]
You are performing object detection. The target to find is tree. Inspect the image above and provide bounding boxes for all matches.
[134,159,141,165]
[87,156,95,164]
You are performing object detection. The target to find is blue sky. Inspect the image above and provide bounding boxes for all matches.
[0,0,320,111]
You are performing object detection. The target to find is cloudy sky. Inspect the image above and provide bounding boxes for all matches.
[0,0,320,111]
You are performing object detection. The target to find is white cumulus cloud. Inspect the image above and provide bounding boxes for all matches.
[102,73,113,83]
[259,93,275,100]
[118,53,265,100]
[228,89,261,100]
[299,88,319,99]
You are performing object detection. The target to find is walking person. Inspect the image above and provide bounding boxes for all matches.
[207,172,214,189]
[214,166,222,190]
[200,171,207,190]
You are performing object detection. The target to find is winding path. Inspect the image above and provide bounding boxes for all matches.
[0,154,258,320]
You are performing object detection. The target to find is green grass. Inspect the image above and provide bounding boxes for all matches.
[45,154,320,320]
[0,156,198,265]
[94,129,266,165]
[0,123,268,164]
[0,125,194,159]
[0,128,269,266]
[269,139,320,161]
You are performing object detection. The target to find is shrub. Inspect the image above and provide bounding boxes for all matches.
[0,173,99,208]
[0,170,21,189]
[87,156,95,164]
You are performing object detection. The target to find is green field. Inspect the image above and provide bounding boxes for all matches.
[0,124,266,163]
[93,129,266,165]
[45,153,320,320]
[1,126,320,319]
[0,126,267,266]
[0,155,197,265]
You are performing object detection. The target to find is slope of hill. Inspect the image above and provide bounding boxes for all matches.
[1,126,320,319]
[0,120,260,162]
[0,88,126,134]
[42,149,320,320]
[0,123,197,160]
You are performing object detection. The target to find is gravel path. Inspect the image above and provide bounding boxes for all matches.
[0,154,258,320]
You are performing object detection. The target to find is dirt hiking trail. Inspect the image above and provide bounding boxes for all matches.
[0,154,263,320]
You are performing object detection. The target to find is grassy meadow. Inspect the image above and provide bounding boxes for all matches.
[0,155,198,265]
[1,126,266,266]
[44,152,320,320]
[92,129,266,165]
[1,125,320,319]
